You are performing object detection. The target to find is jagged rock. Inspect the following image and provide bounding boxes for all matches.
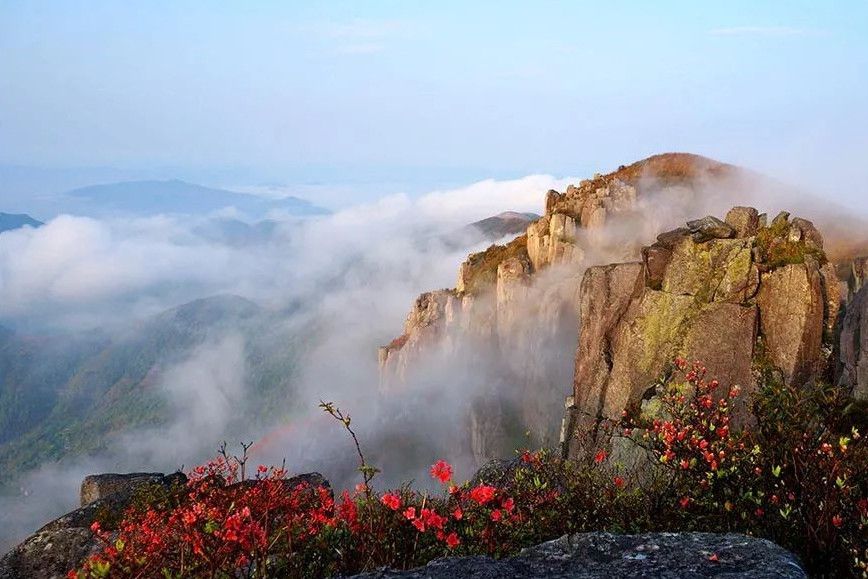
[572,263,645,425]
[839,284,868,400]
[791,218,823,249]
[757,262,825,385]
[566,209,835,458]
[726,206,761,237]
[349,532,806,579]
[844,255,868,299]
[771,211,790,228]
[686,215,736,243]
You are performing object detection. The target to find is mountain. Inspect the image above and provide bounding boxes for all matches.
[379,153,868,464]
[0,213,42,234]
[0,295,308,483]
[63,179,329,218]
[443,211,540,248]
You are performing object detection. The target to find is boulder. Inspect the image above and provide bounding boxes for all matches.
[80,472,172,507]
[839,284,868,400]
[726,206,761,237]
[686,215,736,243]
[349,532,806,578]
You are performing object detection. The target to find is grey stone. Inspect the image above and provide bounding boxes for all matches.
[80,471,170,507]
[348,532,807,579]
[686,216,736,242]
[839,283,868,400]
[771,211,790,228]
[725,206,760,237]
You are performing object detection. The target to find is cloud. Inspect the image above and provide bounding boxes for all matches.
[708,26,818,37]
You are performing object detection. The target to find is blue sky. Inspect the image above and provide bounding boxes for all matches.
[1,1,867,205]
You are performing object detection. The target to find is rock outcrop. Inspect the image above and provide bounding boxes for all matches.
[380,154,744,463]
[0,471,326,579]
[839,283,868,400]
[349,532,806,579]
[0,472,185,579]
[563,209,837,458]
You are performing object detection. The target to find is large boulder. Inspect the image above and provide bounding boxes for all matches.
[80,471,177,507]
[349,532,806,578]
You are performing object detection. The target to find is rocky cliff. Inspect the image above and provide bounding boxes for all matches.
[380,153,868,465]
[562,208,843,457]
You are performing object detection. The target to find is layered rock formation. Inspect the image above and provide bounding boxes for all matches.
[562,208,840,458]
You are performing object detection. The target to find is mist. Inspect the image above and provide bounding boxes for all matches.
[1,164,866,552]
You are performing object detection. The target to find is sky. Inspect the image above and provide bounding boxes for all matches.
[1,1,868,207]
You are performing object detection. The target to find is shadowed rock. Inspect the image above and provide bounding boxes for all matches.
[349,532,806,578]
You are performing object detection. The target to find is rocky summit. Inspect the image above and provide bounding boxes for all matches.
[380,153,868,465]
[350,532,807,579]
[562,206,842,458]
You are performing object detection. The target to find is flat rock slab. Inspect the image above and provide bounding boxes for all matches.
[349,532,806,579]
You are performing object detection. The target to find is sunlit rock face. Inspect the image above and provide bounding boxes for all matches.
[379,152,868,467]
[563,208,840,459]
[379,154,752,465]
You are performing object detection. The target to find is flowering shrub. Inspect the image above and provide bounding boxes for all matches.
[72,361,868,578]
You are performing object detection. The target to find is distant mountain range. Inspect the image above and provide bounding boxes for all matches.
[0,295,310,483]
[443,211,539,248]
[0,213,43,234]
[64,179,329,218]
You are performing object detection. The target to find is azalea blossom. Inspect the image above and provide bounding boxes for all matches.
[430,460,453,483]
[469,484,497,505]
[381,493,401,511]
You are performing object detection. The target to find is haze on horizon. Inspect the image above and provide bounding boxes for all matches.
[2,1,868,212]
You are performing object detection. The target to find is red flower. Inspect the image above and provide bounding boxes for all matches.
[381,492,401,511]
[613,476,625,489]
[430,460,453,484]
[490,509,502,522]
[445,532,460,548]
[679,496,690,509]
[412,518,425,532]
[403,507,416,520]
[832,514,843,528]
[469,484,497,505]
[453,507,463,520]
[594,449,608,464]
[501,497,515,512]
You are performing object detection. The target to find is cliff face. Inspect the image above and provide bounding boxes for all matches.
[562,208,841,458]
[381,152,868,466]
[379,154,744,463]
